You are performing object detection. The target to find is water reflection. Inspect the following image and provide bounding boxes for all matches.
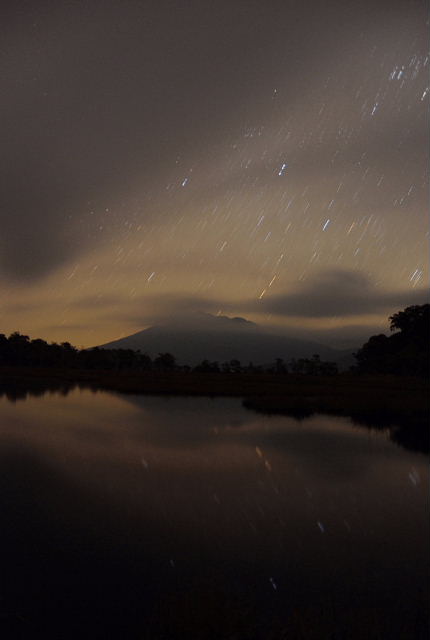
[1,380,427,454]
[0,388,428,638]
[0,379,76,402]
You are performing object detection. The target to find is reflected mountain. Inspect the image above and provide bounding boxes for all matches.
[0,386,428,638]
[0,379,427,454]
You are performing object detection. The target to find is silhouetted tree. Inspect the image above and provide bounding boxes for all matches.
[153,352,176,371]
[0,332,158,372]
[354,304,429,377]
[193,360,220,373]
[244,361,263,373]
[390,304,429,338]
[275,357,288,374]
[229,359,242,373]
[289,354,338,376]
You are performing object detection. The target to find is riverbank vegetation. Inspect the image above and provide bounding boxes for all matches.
[1,304,427,377]
[0,305,428,440]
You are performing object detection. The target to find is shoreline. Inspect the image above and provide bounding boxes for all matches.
[0,366,428,423]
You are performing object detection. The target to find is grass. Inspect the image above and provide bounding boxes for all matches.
[0,366,428,424]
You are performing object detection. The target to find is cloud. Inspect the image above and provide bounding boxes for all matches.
[253,269,429,318]
[0,2,309,281]
[69,292,221,321]
[67,271,428,337]
[1,1,424,284]
[69,270,429,325]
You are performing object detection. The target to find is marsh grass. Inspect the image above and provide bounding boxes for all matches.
[1,367,427,422]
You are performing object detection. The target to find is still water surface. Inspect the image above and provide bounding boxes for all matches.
[0,388,428,638]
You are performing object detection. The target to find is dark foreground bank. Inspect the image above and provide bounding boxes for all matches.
[1,366,428,429]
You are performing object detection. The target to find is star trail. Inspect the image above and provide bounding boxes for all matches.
[0,0,428,347]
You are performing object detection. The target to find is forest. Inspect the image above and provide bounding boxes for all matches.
[0,304,428,378]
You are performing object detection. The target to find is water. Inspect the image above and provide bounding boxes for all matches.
[0,388,428,638]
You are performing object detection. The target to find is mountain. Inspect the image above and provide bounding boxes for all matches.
[99,313,354,368]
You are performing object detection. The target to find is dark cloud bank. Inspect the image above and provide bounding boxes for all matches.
[253,269,429,319]
[70,268,428,349]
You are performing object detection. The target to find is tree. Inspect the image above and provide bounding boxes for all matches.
[275,358,288,374]
[193,360,220,373]
[229,359,242,373]
[289,354,338,376]
[355,304,429,377]
[153,352,176,371]
[354,335,392,374]
[389,304,429,341]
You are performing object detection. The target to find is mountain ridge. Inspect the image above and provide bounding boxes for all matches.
[99,313,355,368]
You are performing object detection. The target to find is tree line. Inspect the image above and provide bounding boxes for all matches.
[0,304,427,377]
[0,331,337,375]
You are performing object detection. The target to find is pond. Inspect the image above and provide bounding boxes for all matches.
[0,388,428,639]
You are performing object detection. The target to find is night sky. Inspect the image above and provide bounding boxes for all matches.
[1,1,428,348]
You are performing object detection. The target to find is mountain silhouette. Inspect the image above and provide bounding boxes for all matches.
[99,313,353,367]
